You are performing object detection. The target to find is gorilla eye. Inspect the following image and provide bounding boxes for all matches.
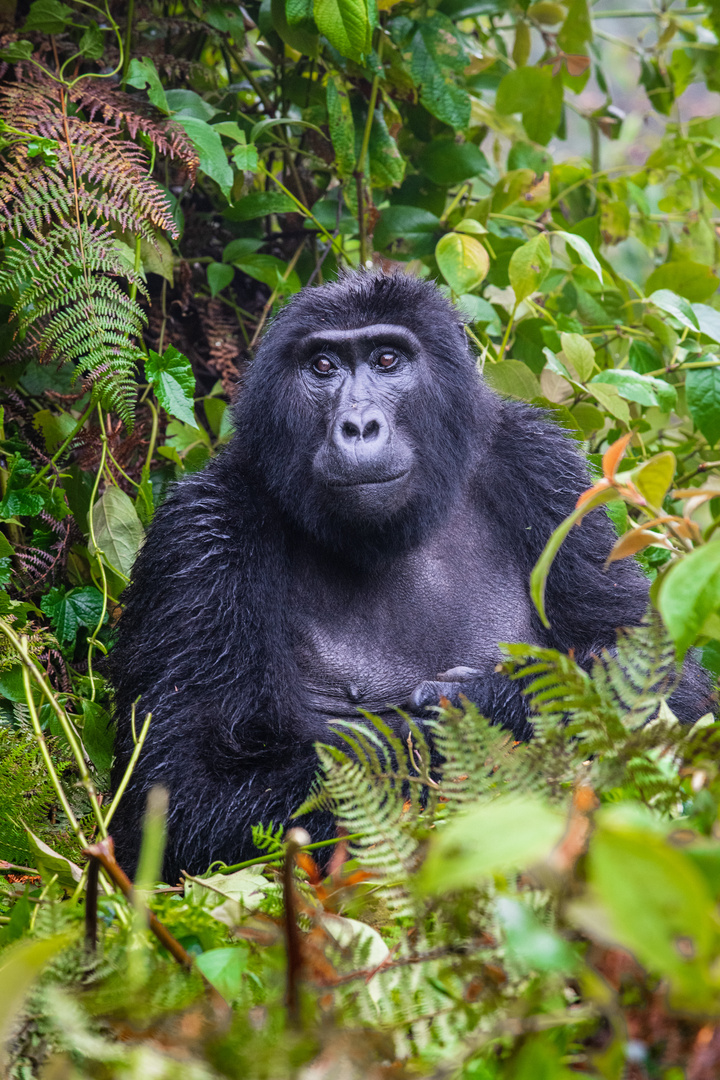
[312,356,336,375]
[377,350,399,369]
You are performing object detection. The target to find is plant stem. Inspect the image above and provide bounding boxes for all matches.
[102,709,152,829]
[354,34,385,267]
[120,0,135,90]
[28,401,95,490]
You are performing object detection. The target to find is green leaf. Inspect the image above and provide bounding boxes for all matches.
[495,67,563,146]
[32,409,77,454]
[23,0,71,33]
[313,0,371,57]
[195,945,249,1001]
[436,233,489,295]
[418,796,566,895]
[231,138,259,172]
[232,254,301,295]
[531,486,618,627]
[646,260,720,303]
[326,81,356,178]
[174,116,233,199]
[207,262,234,297]
[40,585,106,646]
[587,382,631,424]
[126,57,169,114]
[631,451,676,510]
[366,108,404,188]
[686,367,720,446]
[591,369,677,411]
[89,487,144,580]
[203,3,247,34]
[225,191,296,222]
[0,41,33,61]
[146,346,198,428]
[0,935,73,1056]
[555,230,603,285]
[560,332,595,381]
[508,234,552,303]
[80,699,114,774]
[165,89,218,121]
[287,0,314,25]
[0,489,45,520]
[373,205,441,257]
[483,359,541,401]
[417,141,489,187]
[649,289,700,332]
[271,0,319,55]
[585,805,719,1009]
[659,541,720,658]
[693,303,720,344]
[24,828,82,889]
[78,22,104,60]
[496,897,578,973]
[410,15,471,129]
[222,237,263,262]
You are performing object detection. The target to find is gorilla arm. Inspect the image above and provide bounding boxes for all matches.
[408,399,714,732]
[109,457,333,881]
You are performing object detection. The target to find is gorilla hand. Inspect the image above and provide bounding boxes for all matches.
[409,666,484,712]
[407,667,534,742]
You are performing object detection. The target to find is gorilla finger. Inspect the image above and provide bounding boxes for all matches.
[409,680,459,712]
[436,665,483,681]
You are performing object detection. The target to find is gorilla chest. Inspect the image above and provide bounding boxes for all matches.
[289,516,532,717]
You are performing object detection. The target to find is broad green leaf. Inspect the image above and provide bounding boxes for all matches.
[0,935,73,1059]
[207,262,234,297]
[586,805,719,1009]
[417,141,489,187]
[508,234,552,303]
[495,67,563,146]
[174,115,233,199]
[436,233,489,295]
[587,382,631,424]
[23,0,71,33]
[232,253,301,295]
[139,233,174,284]
[40,585,106,646]
[271,0,319,55]
[24,828,82,889]
[693,303,720,344]
[0,489,45,519]
[509,1038,578,1080]
[560,332,595,381]
[366,108,404,188]
[418,796,566,894]
[686,367,720,445]
[659,541,720,659]
[222,237,263,262]
[80,699,114,774]
[557,0,592,53]
[454,218,487,236]
[90,487,144,579]
[570,401,605,434]
[78,22,104,60]
[126,57,169,114]
[203,2,246,34]
[226,191,296,222]
[313,0,371,57]
[631,451,676,510]
[496,897,577,973]
[166,89,218,121]
[231,138,259,171]
[287,0,314,24]
[646,260,720,303]
[0,41,33,61]
[527,1,567,24]
[591,369,677,411]
[649,289,700,332]
[483,359,541,401]
[326,81,355,178]
[195,946,250,1001]
[555,230,603,285]
[32,408,77,453]
[531,486,618,627]
[410,15,470,129]
[373,205,440,256]
[146,346,198,428]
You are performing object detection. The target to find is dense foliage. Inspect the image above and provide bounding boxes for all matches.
[2,0,720,1075]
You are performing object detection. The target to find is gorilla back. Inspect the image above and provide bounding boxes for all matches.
[109,272,713,881]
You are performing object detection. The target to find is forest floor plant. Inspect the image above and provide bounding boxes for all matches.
[2,0,720,1076]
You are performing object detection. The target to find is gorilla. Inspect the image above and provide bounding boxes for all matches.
[109,271,713,880]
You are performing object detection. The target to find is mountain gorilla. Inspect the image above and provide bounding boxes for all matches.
[110,271,713,880]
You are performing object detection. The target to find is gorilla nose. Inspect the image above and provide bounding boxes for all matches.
[333,406,389,458]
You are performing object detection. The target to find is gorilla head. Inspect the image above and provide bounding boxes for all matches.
[234,272,486,557]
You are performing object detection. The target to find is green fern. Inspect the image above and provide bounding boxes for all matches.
[0,74,193,425]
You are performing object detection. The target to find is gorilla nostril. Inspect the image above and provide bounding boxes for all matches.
[341,420,361,440]
[363,419,380,440]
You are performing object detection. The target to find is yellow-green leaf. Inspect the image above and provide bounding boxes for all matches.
[508,233,552,303]
[631,451,676,510]
[560,331,595,382]
[436,232,489,295]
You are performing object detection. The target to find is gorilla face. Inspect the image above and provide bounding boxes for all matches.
[235,272,485,559]
[299,324,419,520]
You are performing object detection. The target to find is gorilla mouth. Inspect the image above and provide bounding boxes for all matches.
[328,470,410,488]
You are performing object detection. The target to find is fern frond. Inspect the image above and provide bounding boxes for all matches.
[433,703,516,806]
[0,73,191,425]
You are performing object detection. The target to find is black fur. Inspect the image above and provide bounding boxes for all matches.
[109,272,714,881]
